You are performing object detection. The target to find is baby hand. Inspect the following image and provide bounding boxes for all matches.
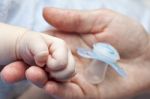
[17,31,75,81]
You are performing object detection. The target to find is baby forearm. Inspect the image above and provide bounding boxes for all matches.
[0,23,27,65]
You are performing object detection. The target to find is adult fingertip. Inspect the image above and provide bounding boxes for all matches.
[44,81,58,95]
[0,62,26,84]
[26,66,48,87]
[43,7,56,24]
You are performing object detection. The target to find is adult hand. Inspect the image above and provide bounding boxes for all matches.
[42,8,150,99]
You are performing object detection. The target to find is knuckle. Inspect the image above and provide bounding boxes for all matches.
[58,59,67,68]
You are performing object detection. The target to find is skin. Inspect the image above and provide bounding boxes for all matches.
[1,8,150,99]
[0,30,75,83]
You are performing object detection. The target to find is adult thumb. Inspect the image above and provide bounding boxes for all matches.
[43,7,98,34]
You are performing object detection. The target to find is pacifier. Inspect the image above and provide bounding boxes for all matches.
[77,43,126,84]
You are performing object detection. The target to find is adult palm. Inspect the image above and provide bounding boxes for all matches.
[42,7,150,99]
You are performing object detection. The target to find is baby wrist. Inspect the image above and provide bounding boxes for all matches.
[0,23,28,65]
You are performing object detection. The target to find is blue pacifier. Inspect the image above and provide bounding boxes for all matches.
[77,43,126,84]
